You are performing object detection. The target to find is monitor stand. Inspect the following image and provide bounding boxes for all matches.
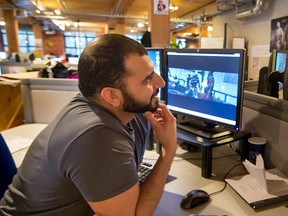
[177,118,232,139]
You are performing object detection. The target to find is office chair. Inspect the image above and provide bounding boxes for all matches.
[0,133,17,198]
[257,66,269,94]
[283,70,288,100]
[268,71,282,98]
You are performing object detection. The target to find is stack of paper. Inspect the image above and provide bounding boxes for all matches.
[226,155,288,209]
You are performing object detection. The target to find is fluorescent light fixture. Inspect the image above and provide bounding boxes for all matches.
[54,10,61,15]
[137,23,144,28]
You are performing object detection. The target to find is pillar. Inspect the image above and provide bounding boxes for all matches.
[3,10,19,54]
[115,23,126,35]
[148,0,170,47]
[32,25,44,58]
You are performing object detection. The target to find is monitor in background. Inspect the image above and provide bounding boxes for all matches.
[270,49,288,73]
[146,48,165,101]
[165,48,246,138]
[267,50,288,98]
[0,52,7,60]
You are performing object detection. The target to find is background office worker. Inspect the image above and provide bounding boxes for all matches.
[0,34,177,215]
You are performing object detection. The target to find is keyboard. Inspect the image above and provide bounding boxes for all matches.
[138,162,153,183]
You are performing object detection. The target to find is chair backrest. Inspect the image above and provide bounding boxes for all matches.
[268,71,284,98]
[0,133,17,198]
[257,66,269,94]
[283,70,288,100]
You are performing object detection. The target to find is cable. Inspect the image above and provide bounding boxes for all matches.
[209,163,243,196]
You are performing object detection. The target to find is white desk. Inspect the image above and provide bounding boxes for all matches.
[1,123,47,167]
[2,124,288,215]
[145,146,288,216]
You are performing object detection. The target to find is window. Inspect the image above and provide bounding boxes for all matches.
[64,32,96,57]
[1,29,35,53]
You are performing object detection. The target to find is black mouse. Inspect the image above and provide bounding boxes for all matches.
[180,189,210,209]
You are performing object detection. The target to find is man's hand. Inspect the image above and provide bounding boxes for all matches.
[144,103,177,154]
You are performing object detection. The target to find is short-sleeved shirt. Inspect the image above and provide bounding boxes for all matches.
[0,93,150,215]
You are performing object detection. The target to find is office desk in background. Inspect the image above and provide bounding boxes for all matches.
[2,124,288,216]
[1,123,47,167]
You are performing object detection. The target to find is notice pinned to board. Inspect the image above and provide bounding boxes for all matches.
[154,0,169,15]
[251,45,270,57]
[200,37,224,49]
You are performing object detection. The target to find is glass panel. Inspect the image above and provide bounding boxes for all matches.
[2,33,7,46]
[79,37,87,48]
[64,32,75,36]
[66,48,77,56]
[28,35,35,46]
[20,46,28,53]
[65,36,76,47]
[18,34,28,46]
[86,33,96,37]
[28,47,35,53]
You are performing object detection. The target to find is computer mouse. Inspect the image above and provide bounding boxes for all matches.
[180,189,210,209]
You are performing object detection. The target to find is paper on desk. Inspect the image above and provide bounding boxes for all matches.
[226,154,288,205]
[242,154,268,191]
[226,168,288,206]
[6,137,33,153]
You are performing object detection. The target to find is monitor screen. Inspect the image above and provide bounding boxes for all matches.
[165,48,246,132]
[270,49,288,73]
[146,48,165,100]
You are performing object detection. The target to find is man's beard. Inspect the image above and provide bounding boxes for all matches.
[121,87,159,113]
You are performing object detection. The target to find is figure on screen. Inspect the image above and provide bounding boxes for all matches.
[186,74,200,98]
[199,71,214,101]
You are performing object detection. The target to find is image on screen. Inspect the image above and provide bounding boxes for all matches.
[270,49,288,73]
[275,52,287,72]
[165,49,245,131]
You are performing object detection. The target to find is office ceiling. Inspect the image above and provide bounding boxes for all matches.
[0,0,257,35]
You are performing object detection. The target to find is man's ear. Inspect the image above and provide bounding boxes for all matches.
[100,87,121,107]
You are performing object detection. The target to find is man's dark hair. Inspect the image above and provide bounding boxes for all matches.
[78,34,148,98]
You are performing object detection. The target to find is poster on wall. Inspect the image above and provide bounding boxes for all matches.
[270,16,288,52]
[154,0,169,15]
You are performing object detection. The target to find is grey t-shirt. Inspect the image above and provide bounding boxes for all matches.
[0,94,150,215]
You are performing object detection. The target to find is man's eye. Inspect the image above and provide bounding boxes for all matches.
[146,73,154,82]
[146,77,152,82]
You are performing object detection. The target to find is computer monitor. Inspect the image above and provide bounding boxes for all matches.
[267,50,288,98]
[146,48,165,100]
[165,48,246,138]
[270,49,288,73]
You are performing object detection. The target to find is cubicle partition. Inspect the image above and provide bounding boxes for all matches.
[20,78,79,124]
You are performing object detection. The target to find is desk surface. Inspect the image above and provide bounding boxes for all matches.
[1,123,47,167]
[2,124,288,216]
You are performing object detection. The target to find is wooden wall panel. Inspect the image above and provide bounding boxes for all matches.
[0,84,24,131]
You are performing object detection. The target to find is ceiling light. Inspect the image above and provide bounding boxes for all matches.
[137,23,144,28]
[169,0,179,11]
[207,25,213,31]
[0,21,5,26]
[54,10,61,15]
[36,9,41,14]
[169,5,179,11]
[65,21,71,27]
[73,22,79,28]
